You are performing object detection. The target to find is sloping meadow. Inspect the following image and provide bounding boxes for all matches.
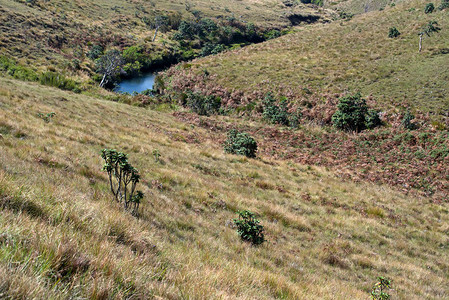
[0,77,448,298]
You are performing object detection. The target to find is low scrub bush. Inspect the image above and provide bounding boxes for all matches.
[425,2,435,13]
[185,91,221,116]
[224,129,258,158]
[402,111,416,130]
[262,93,301,128]
[39,72,80,92]
[371,276,392,300]
[388,27,401,38]
[233,210,265,245]
[332,93,381,132]
[101,149,144,215]
[0,56,38,81]
[439,0,449,10]
[37,112,56,123]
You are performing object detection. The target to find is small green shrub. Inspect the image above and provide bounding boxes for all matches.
[439,0,449,10]
[332,93,381,132]
[37,112,56,123]
[152,149,162,163]
[233,210,265,245]
[388,27,401,38]
[402,111,416,130]
[262,93,301,128]
[101,149,144,215]
[371,276,392,300]
[185,91,221,116]
[224,129,258,158]
[365,109,382,129]
[87,44,104,60]
[425,2,435,13]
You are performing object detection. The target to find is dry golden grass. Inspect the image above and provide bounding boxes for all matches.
[0,76,448,298]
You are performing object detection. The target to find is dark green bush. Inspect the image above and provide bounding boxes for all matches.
[263,29,281,40]
[262,93,301,128]
[402,111,416,130]
[300,0,324,6]
[101,149,144,215]
[233,210,265,245]
[185,92,221,116]
[332,93,381,132]
[365,109,382,129]
[200,43,226,57]
[388,27,401,38]
[425,2,435,13]
[87,44,104,60]
[224,129,258,158]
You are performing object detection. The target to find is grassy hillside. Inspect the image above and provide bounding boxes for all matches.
[0,0,329,74]
[164,0,449,117]
[1,77,449,299]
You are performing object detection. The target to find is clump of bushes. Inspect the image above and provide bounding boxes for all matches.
[40,72,80,92]
[332,93,381,132]
[0,56,38,81]
[0,56,81,92]
[425,2,435,13]
[233,210,265,245]
[388,27,401,38]
[224,129,258,158]
[262,93,301,128]
[101,149,144,215]
[185,91,221,116]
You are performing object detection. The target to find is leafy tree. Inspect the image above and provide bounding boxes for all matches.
[425,2,435,13]
[418,21,441,52]
[224,129,258,158]
[101,149,144,215]
[233,210,265,245]
[96,50,124,88]
[332,93,370,131]
[371,276,392,300]
[388,27,401,38]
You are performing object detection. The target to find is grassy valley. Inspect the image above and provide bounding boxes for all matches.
[164,0,449,116]
[0,0,448,298]
[1,77,448,299]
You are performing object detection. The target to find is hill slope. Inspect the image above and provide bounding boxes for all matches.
[165,0,449,117]
[1,77,448,299]
[0,0,328,72]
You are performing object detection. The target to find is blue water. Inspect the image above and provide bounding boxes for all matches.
[115,72,156,94]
